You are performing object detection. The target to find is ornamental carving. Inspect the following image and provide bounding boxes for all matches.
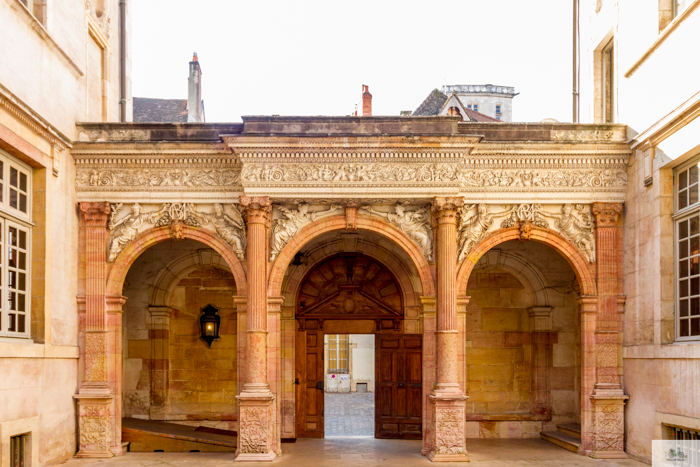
[435,409,465,455]
[76,168,241,187]
[593,404,625,452]
[84,332,107,382]
[107,203,247,262]
[239,407,270,454]
[79,405,110,452]
[361,203,434,262]
[456,204,596,263]
[239,163,628,191]
[593,202,623,227]
[270,203,342,261]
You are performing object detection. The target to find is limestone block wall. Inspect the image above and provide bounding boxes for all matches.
[121,241,239,431]
[463,241,580,439]
[622,151,700,463]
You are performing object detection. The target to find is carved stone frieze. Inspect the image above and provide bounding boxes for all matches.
[457,204,597,263]
[78,403,111,453]
[435,409,466,455]
[76,168,241,188]
[361,203,434,262]
[238,407,270,454]
[107,203,247,262]
[270,203,342,261]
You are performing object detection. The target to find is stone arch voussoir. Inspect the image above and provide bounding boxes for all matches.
[268,214,435,297]
[456,226,596,297]
[106,225,247,298]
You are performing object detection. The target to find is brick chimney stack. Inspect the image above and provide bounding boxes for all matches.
[187,52,204,122]
[362,85,372,116]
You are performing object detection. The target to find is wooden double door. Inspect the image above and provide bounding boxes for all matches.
[295,327,422,439]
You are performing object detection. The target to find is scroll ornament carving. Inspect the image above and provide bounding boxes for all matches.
[457,204,596,263]
[593,404,625,452]
[270,203,342,261]
[76,168,241,187]
[361,204,434,262]
[84,333,107,382]
[435,409,465,455]
[85,0,111,39]
[107,203,247,261]
[240,163,628,189]
[80,405,110,451]
[239,408,270,454]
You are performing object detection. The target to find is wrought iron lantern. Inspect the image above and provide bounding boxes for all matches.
[199,304,221,347]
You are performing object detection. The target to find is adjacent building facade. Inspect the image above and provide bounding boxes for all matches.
[0,0,699,466]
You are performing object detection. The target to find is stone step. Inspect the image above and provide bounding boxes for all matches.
[121,441,130,454]
[556,423,581,438]
[122,418,236,452]
[541,430,581,453]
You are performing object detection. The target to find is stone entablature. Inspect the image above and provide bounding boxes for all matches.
[73,118,630,204]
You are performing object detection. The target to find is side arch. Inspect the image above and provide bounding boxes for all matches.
[456,226,596,296]
[268,214,435,297]
[106,225,247,297]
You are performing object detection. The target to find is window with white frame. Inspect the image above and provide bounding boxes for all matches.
[675,159,700,340]
[0,150,31,339]
[495,104,502,120]
[467,103,479,113]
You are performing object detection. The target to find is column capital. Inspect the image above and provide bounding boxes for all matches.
[79,202,110,227]
[592,203,623,228]
[240,196,272,225]
[431,196,464,225]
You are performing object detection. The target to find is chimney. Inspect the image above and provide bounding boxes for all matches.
[362,85,372,116]
[187,52,204,122]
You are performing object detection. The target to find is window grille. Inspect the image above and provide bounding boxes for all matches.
[669,425,700,465]
[11,434,27,467]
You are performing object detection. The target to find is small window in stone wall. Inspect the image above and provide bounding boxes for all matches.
[675,158,700,340]
[11,433,27,467]
[665,425,700,464]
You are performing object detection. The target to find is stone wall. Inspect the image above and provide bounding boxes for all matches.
[463,241,580,439]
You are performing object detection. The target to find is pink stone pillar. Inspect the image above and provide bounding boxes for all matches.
[236,196,276,461]
[75,202,115,458]
[427,197,468,462]
[587,203,628,459]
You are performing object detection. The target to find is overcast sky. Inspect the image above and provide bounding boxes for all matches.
[132,1,573,123]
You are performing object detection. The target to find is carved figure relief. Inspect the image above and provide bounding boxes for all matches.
[107,203,247,262]
[108,203,166,261]
[239,407,270,454]
[540,204,595,262]
[362,203,434,262]
[269,203,342,261]
[192,203,247,260]
[455,204,597,263]
[457,204,513,263]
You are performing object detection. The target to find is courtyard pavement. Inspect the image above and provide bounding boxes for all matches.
[325,392,375,437]
[58,438,648,467]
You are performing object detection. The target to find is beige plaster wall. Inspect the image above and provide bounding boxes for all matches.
[622,150,700,463]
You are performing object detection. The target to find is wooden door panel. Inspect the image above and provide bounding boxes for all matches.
[296,326,324,438]
[375,334,423,439]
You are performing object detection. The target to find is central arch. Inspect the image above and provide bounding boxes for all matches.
[268,214,435,298]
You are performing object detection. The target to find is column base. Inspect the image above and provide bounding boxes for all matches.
[235,390,277,462]
[426,393,469,462]
[74,393,114,458]
[586,391,629,458]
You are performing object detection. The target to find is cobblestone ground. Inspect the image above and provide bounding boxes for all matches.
[324,392,375,437]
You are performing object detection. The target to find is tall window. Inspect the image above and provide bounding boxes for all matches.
[676,159,700,340]
[495,104,502,120]
[327,334,349,374]
[601,39,615,123]
[0,150,31,339]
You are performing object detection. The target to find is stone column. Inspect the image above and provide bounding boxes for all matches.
[528,306,553,417]
[588,203,628,459]
[148,306,172,419]
[236,196,276,461]
[427,197,468,462]
[75,202,114,458]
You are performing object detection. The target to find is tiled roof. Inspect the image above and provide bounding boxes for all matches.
[463,107,501,123]
[133,97,188,123]
[412,89,448,116]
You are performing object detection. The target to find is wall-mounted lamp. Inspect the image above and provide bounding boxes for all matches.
[199,304,221,347]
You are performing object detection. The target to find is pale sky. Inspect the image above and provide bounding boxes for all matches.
[132,1,573,123]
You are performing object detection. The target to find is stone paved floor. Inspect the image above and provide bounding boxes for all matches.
[325,392,375,437]
[58,439,648,466]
